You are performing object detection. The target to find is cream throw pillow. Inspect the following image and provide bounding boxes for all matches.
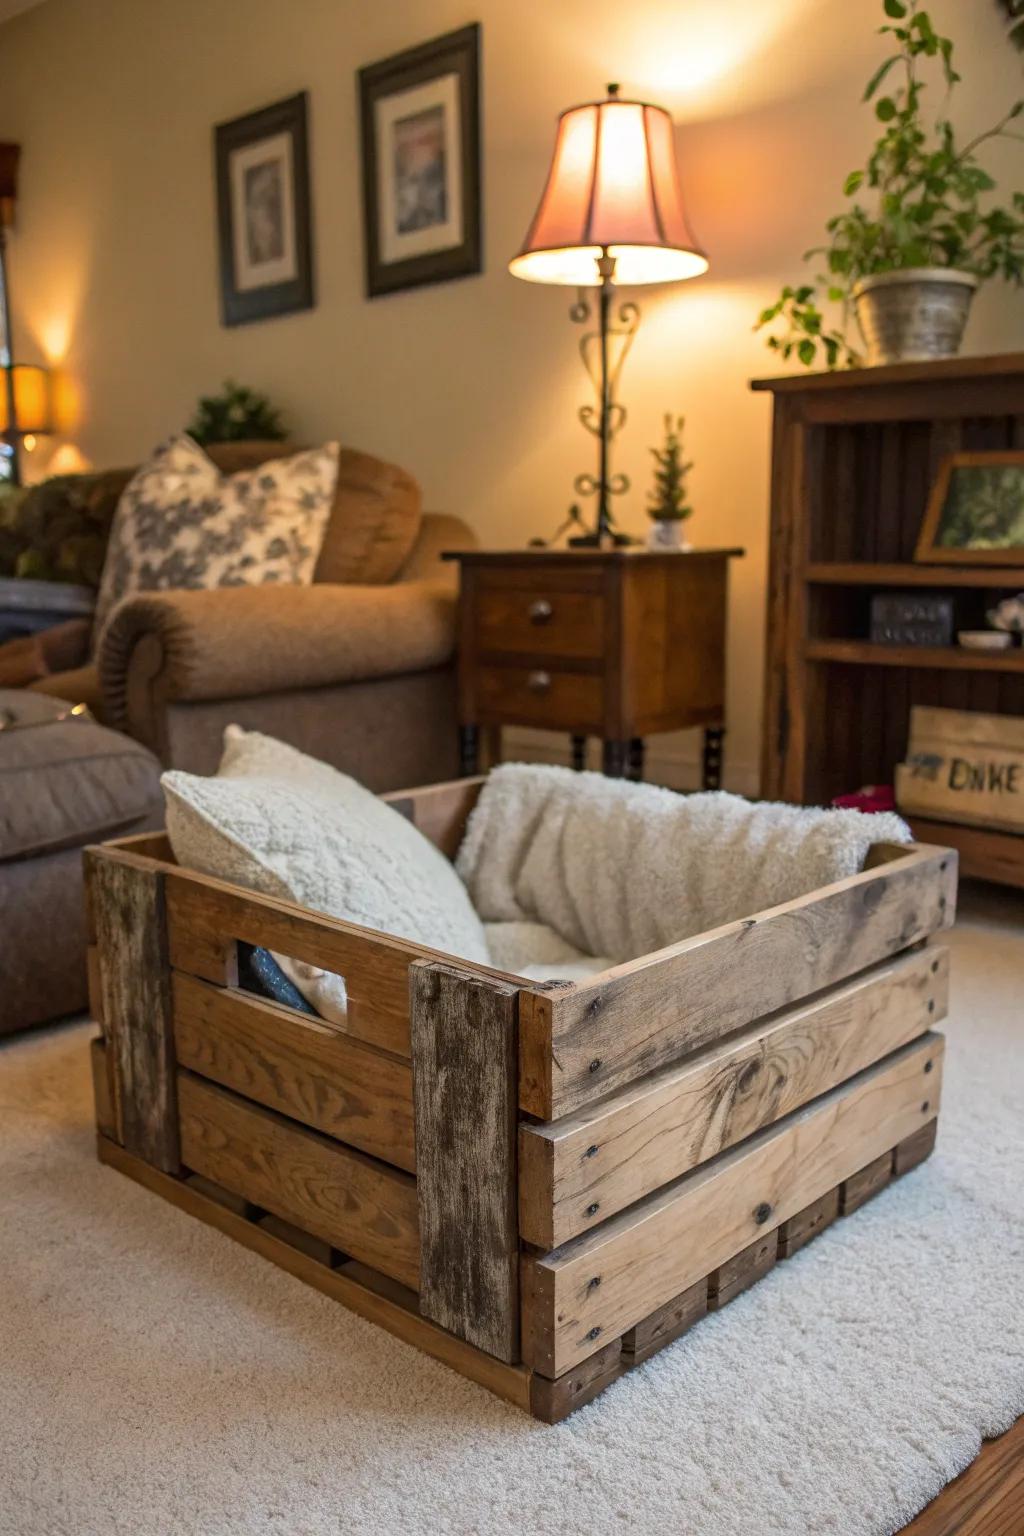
[94,434,339,640]
[162,727,490,1023]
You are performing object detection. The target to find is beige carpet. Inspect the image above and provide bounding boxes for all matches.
[2,882,1023,1536]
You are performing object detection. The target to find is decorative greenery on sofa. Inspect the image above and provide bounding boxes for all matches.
[0,469,131,586]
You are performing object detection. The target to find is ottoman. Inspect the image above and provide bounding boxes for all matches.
[0,689,163,1035]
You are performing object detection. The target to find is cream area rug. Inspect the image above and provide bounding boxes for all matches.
[2,884,1023,1536]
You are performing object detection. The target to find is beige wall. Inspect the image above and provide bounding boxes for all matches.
[2,0,1022,791]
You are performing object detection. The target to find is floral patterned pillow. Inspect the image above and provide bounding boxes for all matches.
[93,435,339,641]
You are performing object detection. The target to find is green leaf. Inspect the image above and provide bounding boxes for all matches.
[844,170,865,195]
[862,55,898,102]
[875,96,897,122]
[827,286,846,302]
[798,339,816,366]
[883,0,907,16]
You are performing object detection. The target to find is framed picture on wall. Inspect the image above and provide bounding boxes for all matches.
[915,450,1024,564]
[358,24,482,298]
[214,92,314,326]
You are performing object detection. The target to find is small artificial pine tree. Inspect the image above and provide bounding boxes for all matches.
[647,414,694,522]
[186,380,286,445]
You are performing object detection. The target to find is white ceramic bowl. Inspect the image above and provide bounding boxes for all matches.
[958,630,1013,651]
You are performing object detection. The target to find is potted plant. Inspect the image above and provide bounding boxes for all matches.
[646,414,694,550]
[186,379,286,445]
[757,0,1024,368]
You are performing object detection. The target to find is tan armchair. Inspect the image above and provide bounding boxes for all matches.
[26,443,476,790]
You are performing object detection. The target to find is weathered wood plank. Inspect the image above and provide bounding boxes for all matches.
[521,1033,944,1375]
[97,1135,533,1414]
[708,1229,779,1308]
[382,777,485,860]
[518,945,948,1247]
[89,1036,116,1142]
[894,1117,938,1175]
[411,962,521,1363]
[172,971,415,1172]
[177,1071,420,1290]
[621,1279,708,1364]
[519,844,956,1119]
[529,1339,625,1424]
[84,847,179,1172]
[777,1189,840,1259]
[840,1151,894,1214]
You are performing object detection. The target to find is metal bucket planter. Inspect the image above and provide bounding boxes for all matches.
[853,267,978,366]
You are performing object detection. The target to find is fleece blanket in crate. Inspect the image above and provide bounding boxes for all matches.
[458,763,911,967]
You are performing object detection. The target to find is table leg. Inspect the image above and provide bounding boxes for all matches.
[570,735,587,771]
[602,739,628,778]
[702,726,725,791]
[482,725,502,771]
[460,725,480,777]
[626,738,645,782]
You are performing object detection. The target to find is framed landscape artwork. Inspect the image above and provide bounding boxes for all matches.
[214,92,314,327]
[916,450,1024,564]
[358,24,482,298]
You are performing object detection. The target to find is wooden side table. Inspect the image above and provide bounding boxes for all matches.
[445,548,742,785]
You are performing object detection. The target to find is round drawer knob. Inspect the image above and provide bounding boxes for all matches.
[527,670,552,694]
[528,599,553,624]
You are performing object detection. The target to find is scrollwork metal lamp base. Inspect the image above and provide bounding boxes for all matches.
[568,252,639,547]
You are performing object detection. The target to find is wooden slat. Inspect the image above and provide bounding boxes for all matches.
[519,843,956,1120]
[410,962,521,1363]
[86,945,104,1029]
[164,866,517,1057]
[382,777,484,860]
[89,1037,116,1141]
[840,1151,894,1214]
[528,1339,624,1423]
[620,1280,707,1364]
[518,945,947,1247]
[521,1033,943,1375]
[177,1071,420,1291]
[84,846,179,1172]
[707,1229,778,1308]
[97,1135,532,1414]
[777,1189,840,1259]
[172,972,416,1172]
[894,1117,939,1175]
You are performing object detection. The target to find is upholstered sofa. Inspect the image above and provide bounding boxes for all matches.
[16,442,475,789]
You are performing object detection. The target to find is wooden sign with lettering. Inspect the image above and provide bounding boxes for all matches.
[896,705,1024,833]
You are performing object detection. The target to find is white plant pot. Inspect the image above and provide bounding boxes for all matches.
[852,267,978,367]
[646,519,691,551]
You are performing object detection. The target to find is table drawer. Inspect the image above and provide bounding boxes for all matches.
[474,585,605,660]
[475,664,604,731]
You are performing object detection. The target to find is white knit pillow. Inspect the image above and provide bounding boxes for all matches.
[162,727,490,1023]
[95,435,339,639]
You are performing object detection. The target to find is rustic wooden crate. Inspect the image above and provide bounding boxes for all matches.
[86,777,955,1421]
[897,705,1024,835]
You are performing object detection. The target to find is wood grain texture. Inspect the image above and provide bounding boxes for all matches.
[840,1151,894,1214]
[898,1414,1024,1535]
[410,962,521,1362]
[172,972,415,1171]
[177,1071,420,1290]
[777,1189,840,1259]
[89,1037,116,1141]
[907,818,1024,891]
[97,1136,532,1415]
[707,1229,778,1308]
[381,777,484,861]
[521,1033,943,1375]
[84,847,179,1172]
[519,845,956,1120]
[620,1280,708,1364]
[518,945,948,1247]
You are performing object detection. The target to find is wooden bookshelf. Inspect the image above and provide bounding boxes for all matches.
[754,352,1024,888]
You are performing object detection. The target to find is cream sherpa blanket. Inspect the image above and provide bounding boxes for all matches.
[461,764,911,968]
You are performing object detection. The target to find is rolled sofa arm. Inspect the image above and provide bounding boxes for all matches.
[98,578,459,747]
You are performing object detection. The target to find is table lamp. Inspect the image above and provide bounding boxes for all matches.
[1,142,52,485]
[510,85,707,546]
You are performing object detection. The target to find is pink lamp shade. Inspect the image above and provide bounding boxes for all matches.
[509,86,707,287]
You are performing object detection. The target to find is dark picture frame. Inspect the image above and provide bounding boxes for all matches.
[214,92,314,327]
[915,450,1024,565]
[358,24,482,299]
